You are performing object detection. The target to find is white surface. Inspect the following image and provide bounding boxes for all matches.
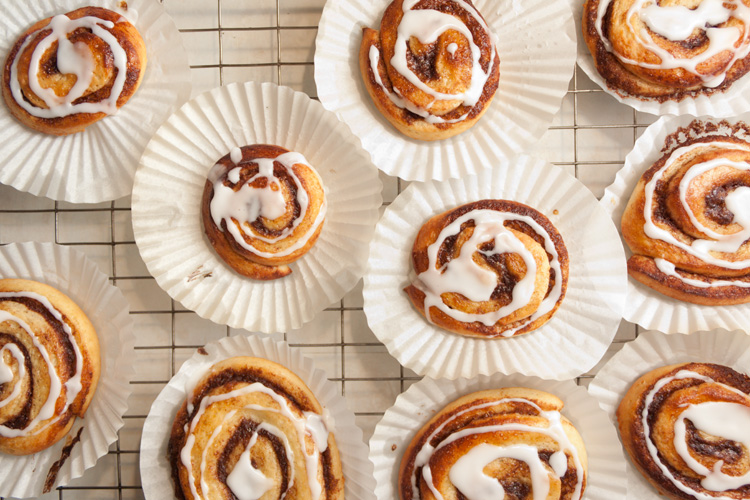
[315,0,577,181]
[0,0,672,497]
[0,0,192,203]
[601,113,750,333]
[588,329,750,500]
[0,242,134,499]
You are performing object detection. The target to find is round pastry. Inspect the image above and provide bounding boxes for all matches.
[0,278,100,455]
[399,387,588,500]
[403,199,568,338]
[167,356,344,500]
[621,132,750,305]
[2,6,147,136]
[201,144,327,281]
[582,0,750,102]
[617,362,750,500]
[359,0,500,141]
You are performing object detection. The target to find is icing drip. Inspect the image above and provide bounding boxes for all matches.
[410,397,584,500]
[225,430,277,500]
[412,209,561,337]
[595,0,750,87]
[0,344,25,410]
[642,141,750,286]
[368,0,496,124]
[655,258,750,288]
[181,379,331,500]
[208,151,327,259]
[641,369,750,499]
[0,291,83,437]
[9,14,130,118]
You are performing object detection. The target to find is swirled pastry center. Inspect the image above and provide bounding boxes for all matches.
[641,369,750,498]
[208,148,327,260]
[595,0,750,88]
[410,397,585,500]
[0,291,83,438]
[9,14,130,118]
[413,209,562,335]
[180,380,331,500]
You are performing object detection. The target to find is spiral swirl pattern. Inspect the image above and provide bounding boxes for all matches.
[617,362,750,500]
[404,199,568,338]
[621,134,750,304]
[359,0,500,140]
[399,388,587,500]
[582,0,750,100]
[1,6,147,135]
[201,144,327,281]
[168,356,344,500]
[0,278,99,455]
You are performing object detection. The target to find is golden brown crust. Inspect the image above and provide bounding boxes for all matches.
[582,0,750,102]
[621,133,750,305]
[359,0,500,141]
[0,278,100,455]
[2,6,147,135]
[201,144,326,281]
[167,356,344,500]
[398,388,587,500]
[404,199,568,338]
[616,362,750,500]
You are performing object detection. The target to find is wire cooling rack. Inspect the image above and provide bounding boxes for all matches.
[0,0,654,498]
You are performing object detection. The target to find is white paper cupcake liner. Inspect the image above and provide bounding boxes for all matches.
[131,82,383,333]
[139,335,376,500]
[362,157,627,380]
[370,373,627,500]
[0,242,135,499]
[314,0,577,182]
[600,113,750,334]
[0,0,192,203]
[588,329,750,500]
[572,0,750,117]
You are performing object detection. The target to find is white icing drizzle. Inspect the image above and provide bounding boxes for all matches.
[0,344,26,410]
[225,428,277,500]
[641,369,750,499]
[411,208,561,337]
[209,151,327,259]
[410,397,584,500]
[595,0,750,87]
[642,141,750,285]
[9,14,130,118]
[368,0,496,123]
[0,291,83,437]
[180,379,331,500]
[655,258,750,288]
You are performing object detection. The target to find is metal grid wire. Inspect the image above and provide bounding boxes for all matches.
[0,0,651,497]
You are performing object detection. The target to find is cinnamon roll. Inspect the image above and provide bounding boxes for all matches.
[0,278,100,455]
[404,199,568,338]
[399,387,588,500]
[621,132,750,305]
[359,0,500,141]
[201,144,327,281]
[617,362,750,500]
[582,0,750,102]
[2,6,147,135]
[167,356,344,500]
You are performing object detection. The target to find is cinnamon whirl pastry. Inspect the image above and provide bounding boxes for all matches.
[582,0,750,101]
[167,356,344,500]
[2,6,147,135]
[621,133,750,305]
[404,199,568,338]
[399,388,588,500]
[0,278,100,455]
[359,0,500,141]
[617,362,750,500]
[202,144,327,281]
